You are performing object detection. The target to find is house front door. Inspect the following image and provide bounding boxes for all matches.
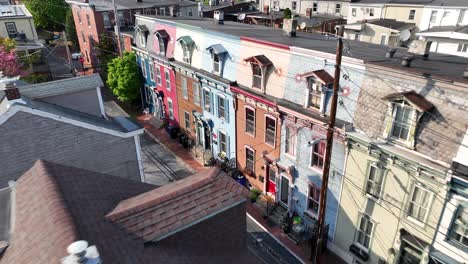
[279,175,289,208]
[196,121,204,147]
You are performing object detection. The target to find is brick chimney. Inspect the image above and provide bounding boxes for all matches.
[4,82,20,101]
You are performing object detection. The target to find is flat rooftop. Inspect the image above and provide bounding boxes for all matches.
[145,16,468,82]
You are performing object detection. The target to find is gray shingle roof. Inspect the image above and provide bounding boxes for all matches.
[367,19,414,30]
[420,25,468,34]
[428,0,468,6]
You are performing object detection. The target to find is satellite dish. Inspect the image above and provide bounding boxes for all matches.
[238,13,246,21]
[399,29,411,41]
[300,22,307,30]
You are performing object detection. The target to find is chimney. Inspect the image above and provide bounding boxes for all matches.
[401,56,414,67]
[214,11,224,24]
[408,40,432,59]
[61,241,102,264]
[4,82,20,101]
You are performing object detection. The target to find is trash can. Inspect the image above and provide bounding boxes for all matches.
[236,174,246,186]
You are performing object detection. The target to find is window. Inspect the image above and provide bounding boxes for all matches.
[156,67,162,85]
[408,185,433,223]
[165,69,171,91]
[189,9,193,16]
[308,184,320,215]
[144,85,152,104]
[217,95,226,120]
[311,141,325,169]
[285,126,296,156]
[5,22,17,38]
[335,4,341,14]
[269,167,276,184]
[86,13,91,26]
[369,8,374,17]
[313,3,318,12]
[409,10,416,20]
[252,64,262,89]
[448,205,468,247]
[103,12,111,28]
[167,99,174,120]
[213,54,221,74]
[380,34,387,46]
[139,30,146,47]
[265,116,276,146]
[85,49,90,63]
[430,11,438,23]
[458,10,465,25]
[356,214,374,250]
[77,11,82,24]
[181,77,188,100]
[184,111,190,129]
[149,62,154,82]
[308,79,323,110]
[219,131,227,154]
[352,8,356,17]
[245,147,255,172]
[365,164,384,199]
[292,1,297,11]
[390,101,414,141]
[81,30,86,43]
[182,46,191,64]
[245,107,255,135]
[141,59,147,78]
[193,83,201,106]
[203,89,211,112]
[458,43,468,53]
[354,32,360,40]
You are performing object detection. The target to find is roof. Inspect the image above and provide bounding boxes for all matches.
[206,44,228,55]
[299,70,334,85]
[381,90,434,112]
[177,35,194,46]
[0,185,12,252]
[0,5,30,18]
[244,55,273,66]
[106,167,249,242]
[145,16,468,81]
[296,14,345,28]
[427,0,468,7]
[155,29,169,39]
[0,74,104,101]
[0,161,255,263]
[135,24,149,32]
[67,0,197,12]
[367,19,414,31]
[352,0,431,4]
[420,25,468,34]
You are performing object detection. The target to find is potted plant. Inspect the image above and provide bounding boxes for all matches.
[249,188,261,203]
[282,8,297,37]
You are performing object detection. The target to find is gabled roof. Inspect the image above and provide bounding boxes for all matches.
[244,55,273,67]
[367,19,414,31]
[419,25,468,34]
[206,44,228,55]
[381,91,434,112]
[155,29,169,39]
[106,168,249,242]
[135,24,149,32]
[298,70,334,85]
[177,36,194,46]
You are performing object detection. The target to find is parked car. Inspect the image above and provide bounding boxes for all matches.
[71,52,83,60]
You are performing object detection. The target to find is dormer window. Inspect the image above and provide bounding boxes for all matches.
[155,29,169,56]
[207,44,228,75]
[300,70,334,114]
[177,36,195,64]
[244,55,273,93]
[382,91,434,147]
[135,25,149,48]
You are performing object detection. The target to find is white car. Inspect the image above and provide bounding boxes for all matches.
[71,52,83,60]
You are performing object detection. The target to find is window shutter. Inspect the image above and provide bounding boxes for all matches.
[225,97,229,123]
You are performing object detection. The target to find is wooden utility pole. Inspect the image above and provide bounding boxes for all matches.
[314,37,343,264]
[62,30,72,72]
[112,0,123,57]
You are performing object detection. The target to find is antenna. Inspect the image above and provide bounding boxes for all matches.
[238,13,246,21]
[399,29,411,42]
[300,22,307,30]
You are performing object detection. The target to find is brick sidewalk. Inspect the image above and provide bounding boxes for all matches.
[137,114,346,264]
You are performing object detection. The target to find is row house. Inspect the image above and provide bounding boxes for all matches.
[334,51,468,264]
[66,0,198,72]
[134,16,179,127]
[256,0,351,18]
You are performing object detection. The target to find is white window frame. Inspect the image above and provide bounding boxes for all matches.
[430,10,438,23]
[139,30,146,47]
[335,3,341,14]
[352,8,356,17]
[354,213,375,251]
[307,183,320,216]
[213,53,221,74]
[252,64,262,89]
[264,115,276,147]
[167,98,174,120]
[310,140,325,170]
[448,205,468,247]
[369,8,375,17]
[217,94,226,120]
[245,106,256,136]
[5,22,17,38]
[144,85,152,104]
[156,66,162,85]
[141,58,147,78]
[458,10,465,25]
[365,163,385,200]
[218,130,227,155]
[184,111,190,129]
[245,146,255,172]
[165,68,171,91]
[149,61,155,82]
[389,101,415,143]
[284,126,297,157]
[203,88,211,113]
[407,184,434,225]
[182,45,191,64]
[408,9,416,20]
[458,43,468,53]
[307,79,324,111]
[181,77,188,100]
[193,82,201,106]
[380,34,388,46]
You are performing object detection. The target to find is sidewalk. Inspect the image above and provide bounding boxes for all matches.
[136,114,346,264]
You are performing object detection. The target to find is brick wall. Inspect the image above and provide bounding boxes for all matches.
[0,112,141,187]
[175,70,203,141]
[71,4,101,68]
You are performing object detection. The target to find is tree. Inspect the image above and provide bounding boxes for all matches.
[106,52,141,103]
[23,0,68,30]
[0,46,21,77]
[283,8,292,19]
[0,37,16,52]
[65,8,78,50]
[96,33,116,80]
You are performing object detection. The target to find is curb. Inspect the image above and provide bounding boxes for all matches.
[143,129,197,174]
[246,213,307,264]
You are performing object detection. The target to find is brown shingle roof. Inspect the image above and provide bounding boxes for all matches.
[381,91,434,112]
[106,168,249,242]
[244,55,273,67]
[299,69,334,85]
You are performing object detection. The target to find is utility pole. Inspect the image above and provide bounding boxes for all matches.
[313,37,343,264]
[62,30,72,72]
[112,0,123,57]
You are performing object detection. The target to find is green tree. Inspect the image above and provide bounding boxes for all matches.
[0,37,16,52]
[283,8,292,19]
[96,33,116,80]
[24,0,68,30]
[65,8,78,50]
[106,52,141,103]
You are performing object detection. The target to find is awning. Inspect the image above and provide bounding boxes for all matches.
[244,55,273,67]
[155,29,169,39]
[177,36,194,46]
[430,250,463,264]
[381,91,434,112]
[298,70,334,85]
[206,44,228,55]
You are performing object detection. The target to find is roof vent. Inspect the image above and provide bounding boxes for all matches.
[61,240,102,264]
[214,11,224,24]
[401,56,414,67]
